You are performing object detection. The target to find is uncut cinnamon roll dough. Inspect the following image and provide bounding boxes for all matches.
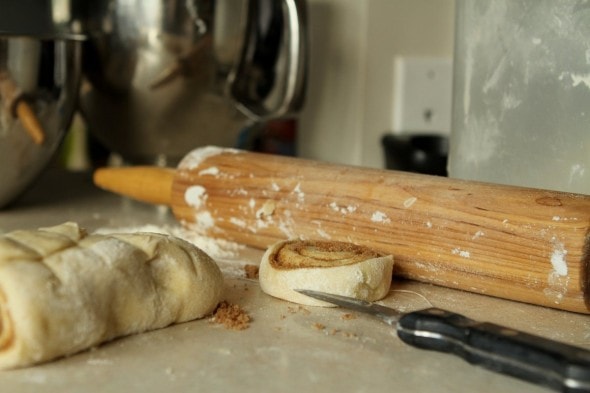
[0,222,223,370]
[259,240,394,306]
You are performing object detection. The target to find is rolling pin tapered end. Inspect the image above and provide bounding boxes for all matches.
[93,166,176,206]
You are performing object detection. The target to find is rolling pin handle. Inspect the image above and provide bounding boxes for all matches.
[93,166,176,206]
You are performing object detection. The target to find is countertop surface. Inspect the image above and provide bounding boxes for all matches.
[0,169,589,393]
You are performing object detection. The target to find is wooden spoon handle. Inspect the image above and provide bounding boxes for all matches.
[15,100,45,145]
[0,72,45,145]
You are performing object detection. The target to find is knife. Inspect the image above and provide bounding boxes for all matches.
[296,289,590,393]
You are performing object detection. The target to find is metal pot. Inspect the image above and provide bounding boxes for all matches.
[79,0,307,165]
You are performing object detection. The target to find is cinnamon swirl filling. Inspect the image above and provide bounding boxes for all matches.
[268,240,384,269]
[0,288,13,351]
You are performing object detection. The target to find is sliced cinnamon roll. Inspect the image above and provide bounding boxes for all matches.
[259,240,394,306]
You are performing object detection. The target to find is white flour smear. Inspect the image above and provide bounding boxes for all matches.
[94,224,249,278]
[178,146,239,170]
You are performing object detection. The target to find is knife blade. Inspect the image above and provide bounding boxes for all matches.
[296,289,590,393]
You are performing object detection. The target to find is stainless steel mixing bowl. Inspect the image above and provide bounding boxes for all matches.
[79,0,307,165]
[0,36,82,208]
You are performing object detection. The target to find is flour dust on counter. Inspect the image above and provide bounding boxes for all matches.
[93,223,244,260]
[93,223,266,279]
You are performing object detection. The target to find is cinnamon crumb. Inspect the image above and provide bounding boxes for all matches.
[341,331,358,339]
[341,313,357,320]
[211,301,251,330]
[244,264,259,279]
[298,306,311,315]
[312,323,326,330]
[287,305,311,315]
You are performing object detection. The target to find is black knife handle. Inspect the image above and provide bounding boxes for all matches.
[397,308,590,392]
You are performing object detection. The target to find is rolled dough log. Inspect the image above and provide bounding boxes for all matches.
[259,240,394,306]
[0,222,223,370]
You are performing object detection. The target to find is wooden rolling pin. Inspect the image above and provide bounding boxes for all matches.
[94,146,590,314]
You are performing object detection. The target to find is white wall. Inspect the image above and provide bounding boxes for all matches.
[296,0,368,165]
[298,0,455,168]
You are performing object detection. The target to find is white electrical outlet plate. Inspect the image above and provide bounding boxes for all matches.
[392,57,453,136]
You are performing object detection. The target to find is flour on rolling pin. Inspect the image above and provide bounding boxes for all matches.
[545,238,570,304]
[167,147,590,314]
[179,149,301,239]
[178,145,240,171]
[178,148,358,241]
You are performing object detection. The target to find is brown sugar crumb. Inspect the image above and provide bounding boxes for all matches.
[287,305,311,315]
[341,313,357,320]
[341,331,359,339]
[298,306,311,315]
[211,301,251,330]
[312,323,326,330]
[244,264,259,279]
